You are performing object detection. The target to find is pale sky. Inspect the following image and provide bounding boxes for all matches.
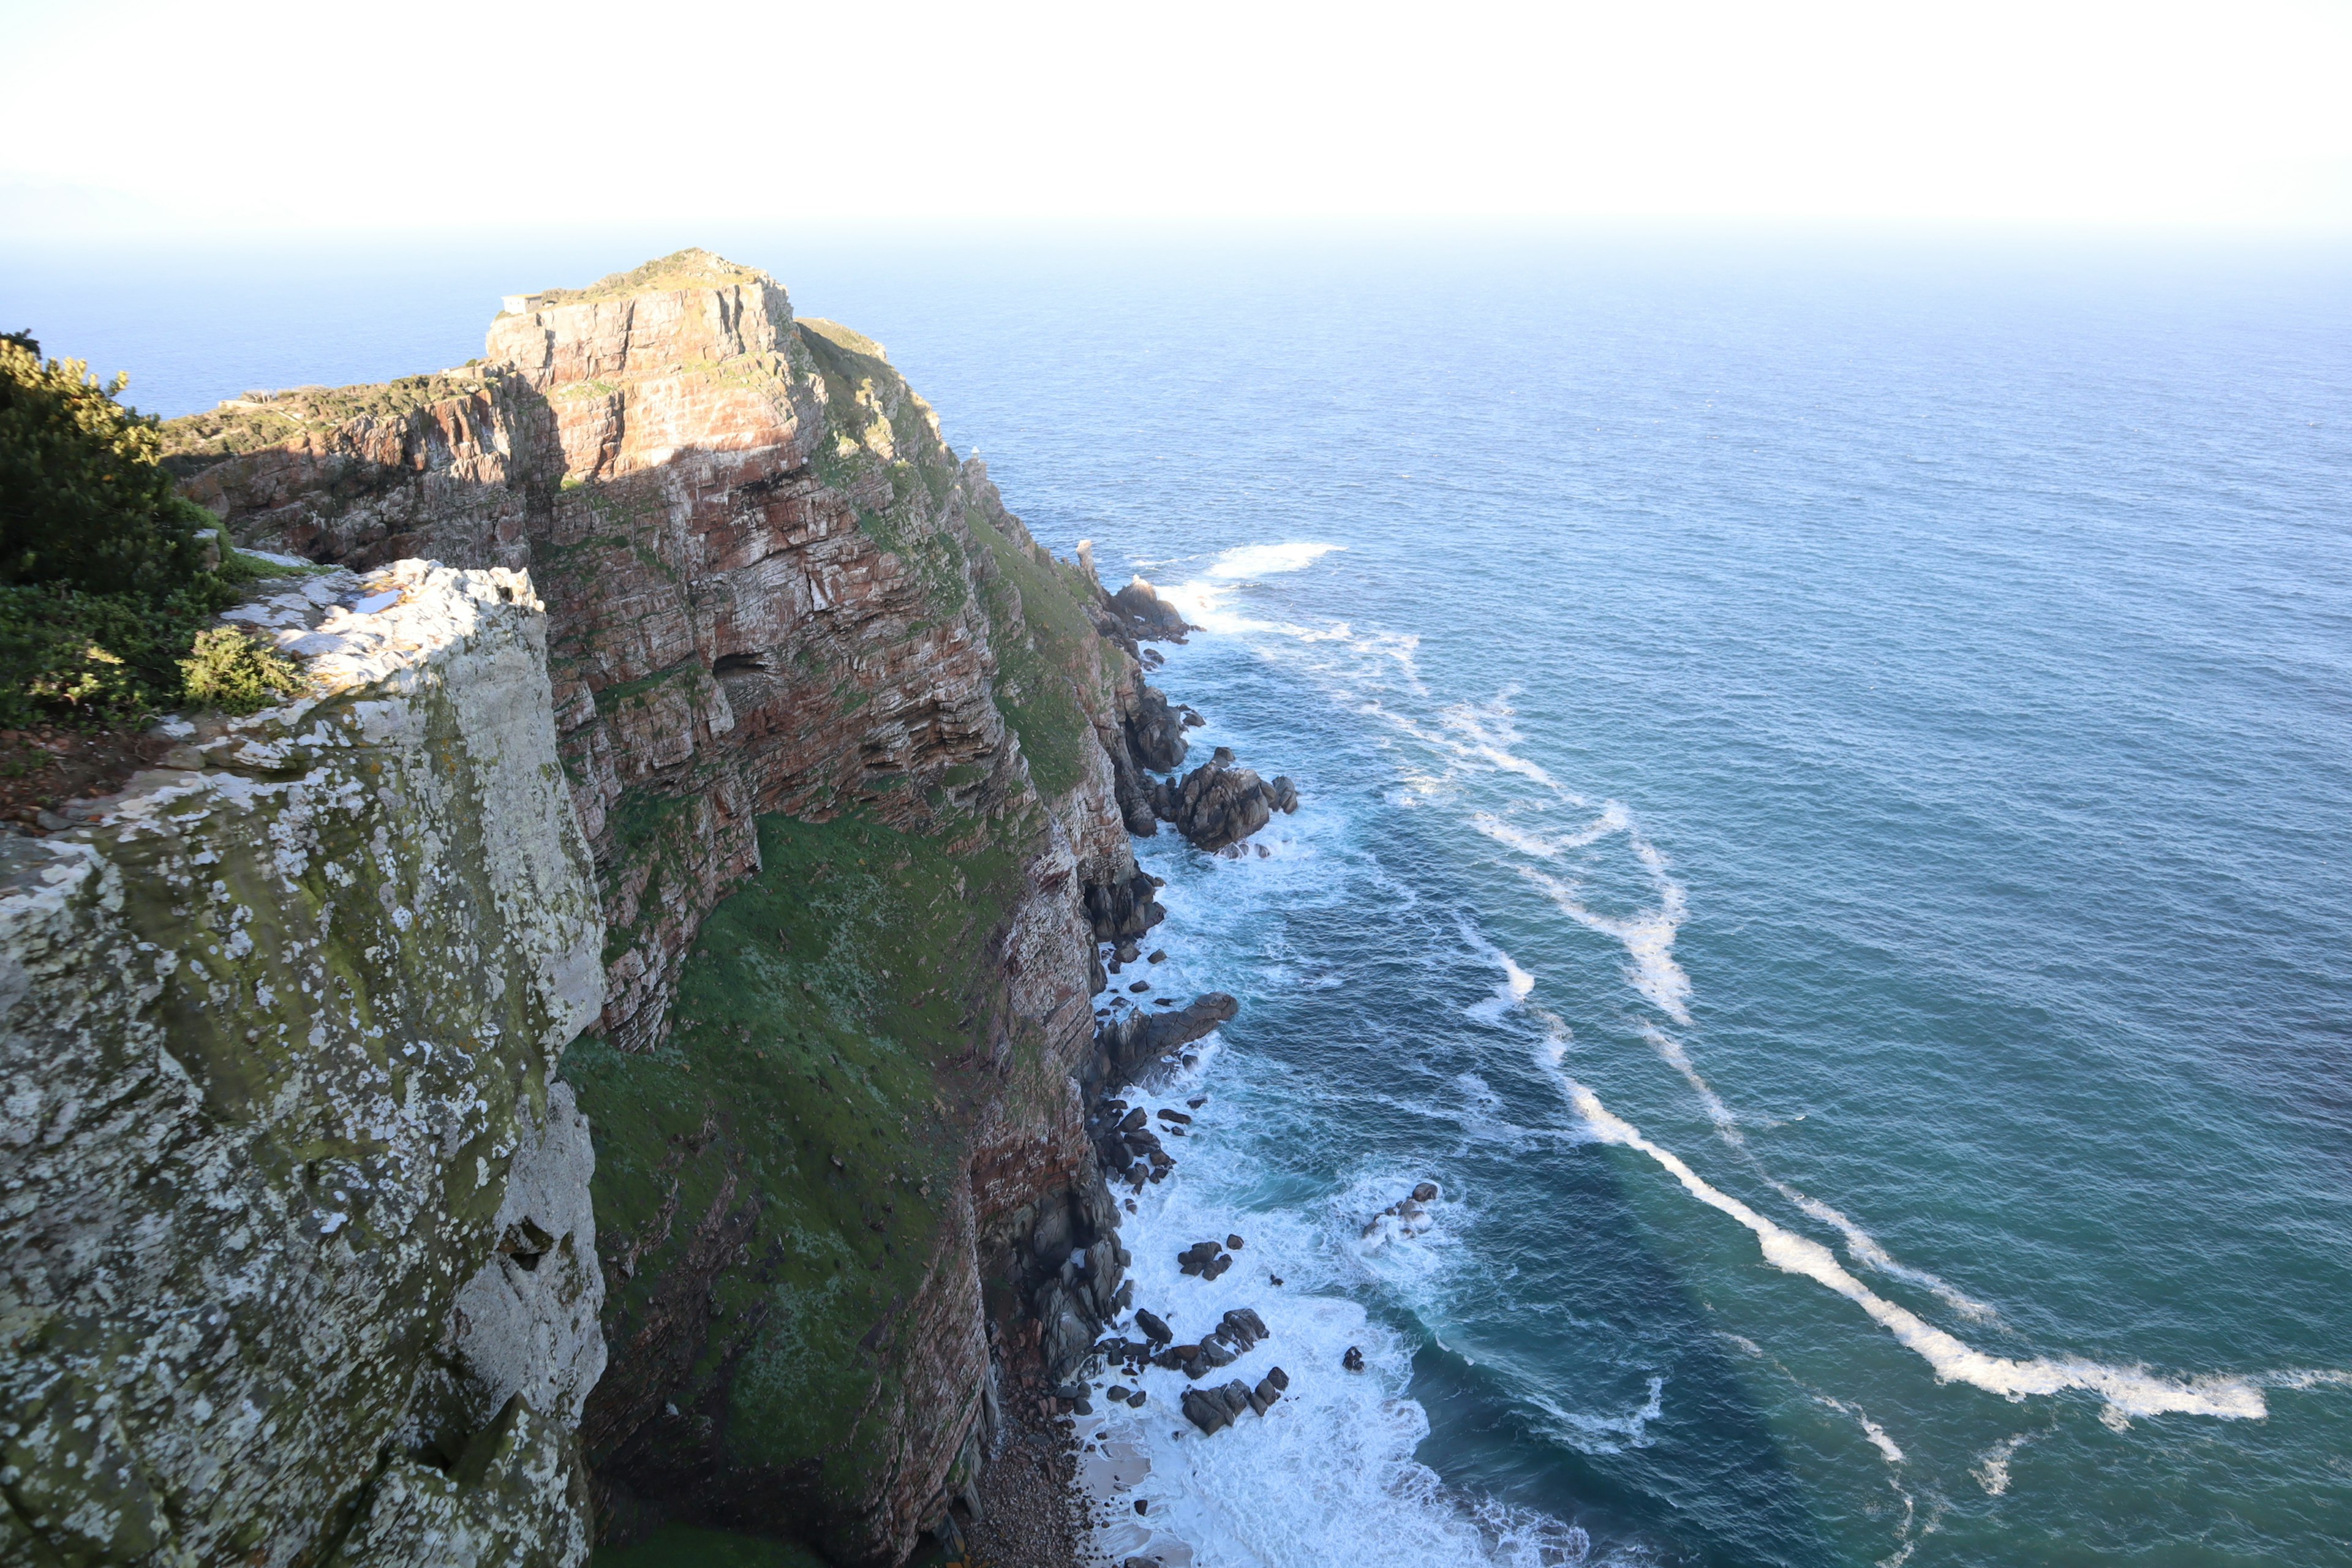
[4,0,2349,235]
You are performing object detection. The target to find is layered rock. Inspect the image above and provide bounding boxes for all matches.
[162,252,1168,1564]
[0,563,605,1566]
[1092,993,1240,1093]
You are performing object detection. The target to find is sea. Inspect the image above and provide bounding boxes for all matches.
[10,225,2348,1567]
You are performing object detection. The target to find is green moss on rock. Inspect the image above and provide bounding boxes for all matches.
[565,810,1024,1553]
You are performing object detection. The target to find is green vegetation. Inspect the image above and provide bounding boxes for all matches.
[596,1524,828,1568]
[964,507,1109,800]
[179,625,303,713]
[0,333,311,726]
[519,249,770,311]
[158,372,486,475]
[562,810,1023,1521]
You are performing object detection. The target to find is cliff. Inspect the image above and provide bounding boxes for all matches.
[1,562,606,1565]
[113,251,1220,1564]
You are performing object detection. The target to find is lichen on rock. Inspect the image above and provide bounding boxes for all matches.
[0,562,605,1566]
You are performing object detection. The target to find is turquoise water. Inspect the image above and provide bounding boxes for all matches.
[12,232,2349,1566]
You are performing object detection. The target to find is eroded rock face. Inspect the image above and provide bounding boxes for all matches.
[0,565,605,1567]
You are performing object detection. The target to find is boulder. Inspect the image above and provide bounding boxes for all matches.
[1125,683,1190,773]
[1134,1308,1174,1344]
[1154,747,1302,852]
[1085,867,1167,943]
[1109,576,1192,643]
[1219,1308,1268,1349]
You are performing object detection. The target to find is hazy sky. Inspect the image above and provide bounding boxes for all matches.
[4,0,2349,235]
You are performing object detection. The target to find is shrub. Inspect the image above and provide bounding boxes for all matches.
[179,626,303,714]
[0,331,311,725]
[0,333,220,598]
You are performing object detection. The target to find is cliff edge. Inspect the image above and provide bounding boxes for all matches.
[1,561,606,1566]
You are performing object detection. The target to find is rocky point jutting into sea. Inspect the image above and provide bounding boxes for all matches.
[1,252,1298,1567]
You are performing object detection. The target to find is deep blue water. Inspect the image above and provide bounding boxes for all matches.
[11,229,2349,1567]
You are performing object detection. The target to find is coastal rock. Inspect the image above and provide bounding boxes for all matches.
[1086,864,1168,943]
[1124,683,1191,773]
[1179,1379,1258,1437]
[1153,746,1300,852]
[1093,992,1240,1087]
[1363,1180,1442,1241]
[1105,577,1191,645]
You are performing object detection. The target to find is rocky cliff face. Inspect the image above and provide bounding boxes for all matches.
[0,562,606,1566]
[153,252,1204,1564]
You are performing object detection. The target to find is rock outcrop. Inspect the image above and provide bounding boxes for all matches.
[1099,578,1190,646]
[1152,746,1300,853]
[0,563,605,1566]
[1092,993,1240,1092]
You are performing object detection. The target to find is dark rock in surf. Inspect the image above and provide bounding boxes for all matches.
[1109,578,1192,644]
[1125,683,1190,773]
[1153,747,1301,852]
[1092,992,1238,1088]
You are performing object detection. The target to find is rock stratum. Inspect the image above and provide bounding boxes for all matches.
[2,252,1295,1566]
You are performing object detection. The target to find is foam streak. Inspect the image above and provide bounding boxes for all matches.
[1556,1076,2267,1423]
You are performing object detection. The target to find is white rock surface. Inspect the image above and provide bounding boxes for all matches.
[0,562,605,1568]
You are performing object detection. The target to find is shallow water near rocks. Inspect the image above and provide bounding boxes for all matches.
[21,230,2350,1567]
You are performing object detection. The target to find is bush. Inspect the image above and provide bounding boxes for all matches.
[0,332,307,726]
[179,626,303,714]
[0,332,221,598]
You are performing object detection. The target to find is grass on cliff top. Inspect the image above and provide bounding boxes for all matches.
[796,317,888,362]
[159,371,487,473]
[518,248,772,311]
[562,808,1023,1497]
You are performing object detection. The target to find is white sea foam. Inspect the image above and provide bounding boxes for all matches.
[1642,1025,1743,1145]
[1970,1431,2035,1496]
[1520,867,1694,1025]
[2263,1368,2352,1390]
[1084,1097,1602,1568]
[1551,1073,2269,1423]
[1460,922,1536,1022]
[1471,804,1631,859]
[1207,541,1347,579]
[1528,1376,1667,1455]
[1815,1395,1907,1465]
[1767,1180,2000,1324]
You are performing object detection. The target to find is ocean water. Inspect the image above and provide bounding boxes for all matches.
[11,229,2349,1566]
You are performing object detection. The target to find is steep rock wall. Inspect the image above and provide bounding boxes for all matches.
[165,253,1183,1564]
[0,563,606,1566]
